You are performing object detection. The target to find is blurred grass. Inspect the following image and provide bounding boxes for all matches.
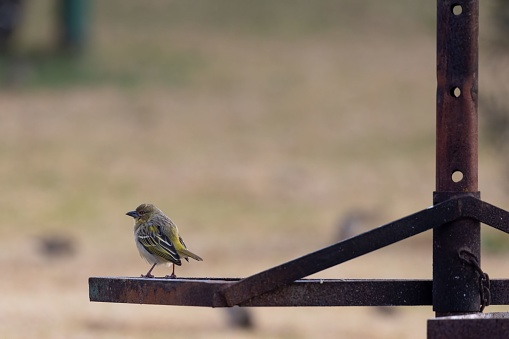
[8,0,435,88]
[1,1,509,339]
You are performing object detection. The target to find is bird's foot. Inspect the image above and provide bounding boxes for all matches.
[141,273,155,278]
[164,274,177,279]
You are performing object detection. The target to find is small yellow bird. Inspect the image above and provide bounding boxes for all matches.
[126,203,203,278]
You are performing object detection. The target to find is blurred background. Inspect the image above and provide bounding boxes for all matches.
[0,1,508,338]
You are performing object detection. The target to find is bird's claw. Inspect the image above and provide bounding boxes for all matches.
[164,274,177,279]
[141,273,155,278]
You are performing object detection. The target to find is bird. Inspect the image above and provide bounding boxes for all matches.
[126,203,203,278]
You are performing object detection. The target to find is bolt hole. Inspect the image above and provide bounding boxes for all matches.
[452,5,463,16]
[452,170,464,183]
[450,87,461,98]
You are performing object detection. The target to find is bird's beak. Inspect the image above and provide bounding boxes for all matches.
[126,210,139,218]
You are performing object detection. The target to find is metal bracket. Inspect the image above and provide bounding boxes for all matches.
[89,195,509,308]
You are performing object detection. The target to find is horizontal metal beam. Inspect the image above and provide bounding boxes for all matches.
[244,279,432,307]
[428,312,509,339]
[89,277,509,307]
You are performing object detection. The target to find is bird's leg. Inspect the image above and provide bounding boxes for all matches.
[164,264,177,279]
[142,263,157,278]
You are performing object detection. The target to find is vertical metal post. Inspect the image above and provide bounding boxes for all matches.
[434,0,480,315]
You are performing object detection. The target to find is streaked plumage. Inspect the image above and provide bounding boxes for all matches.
[126,203,203,278]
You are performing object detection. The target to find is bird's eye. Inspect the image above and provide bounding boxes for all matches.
[138,211,145,215]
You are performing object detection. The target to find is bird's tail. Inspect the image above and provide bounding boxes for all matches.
[179,248,203,261]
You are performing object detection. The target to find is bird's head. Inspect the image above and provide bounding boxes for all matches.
[126,203,157,223]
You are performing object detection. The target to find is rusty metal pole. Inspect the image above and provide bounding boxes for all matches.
[433,0,481,316]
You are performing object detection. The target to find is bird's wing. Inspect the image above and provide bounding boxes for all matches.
[178,235,187,249]
[179,236,190,262]
[175,235,203,262]
[137,224,181,265]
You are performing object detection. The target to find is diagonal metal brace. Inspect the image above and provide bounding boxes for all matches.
[461,197,509,234]
[218,196,468,306]
[219,195,509,306]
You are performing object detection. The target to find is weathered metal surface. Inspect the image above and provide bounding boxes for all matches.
[428,313,509,339]
[433,0,481,315]
[89,277,235,307]
[244,279,432,307]
[463,198,509,235]
[433,194,481,314]
[219,197,464,306]
[436,0,479,192]
[89,278,433,307]
[490,279,509,305]
[89,277,509,307]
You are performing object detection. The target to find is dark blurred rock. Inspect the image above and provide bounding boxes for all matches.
[36,235,76,259]
[224,306,255,330]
